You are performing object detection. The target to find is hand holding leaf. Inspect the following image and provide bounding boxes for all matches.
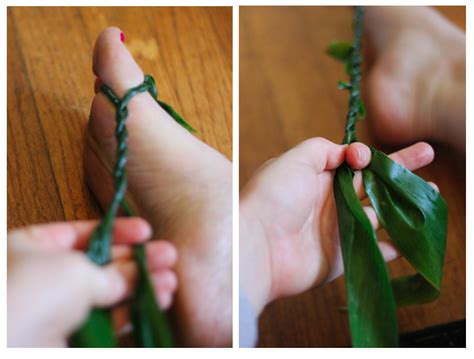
[329,6,447,347]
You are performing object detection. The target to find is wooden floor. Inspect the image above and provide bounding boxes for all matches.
[7,7,232,229]
[240,6,466,347]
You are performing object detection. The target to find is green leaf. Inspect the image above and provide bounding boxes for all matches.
[131,245,175,347]
[337,81,352,90]
[363,148,447,305]
[327,41,353,62]
[158,99,197,134]
[70,309,116,347]
[334,164,399,347]
[357,99,366,119]
[344,61,352,76]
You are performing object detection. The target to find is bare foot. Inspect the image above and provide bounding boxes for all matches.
[364,6,465,152]
[84,27,232,347]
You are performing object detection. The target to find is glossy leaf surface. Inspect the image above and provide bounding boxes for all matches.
[363,148,447,305]
[334,164,399,347]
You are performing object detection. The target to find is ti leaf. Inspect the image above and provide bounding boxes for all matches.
[131,245,175,347]
[334,164,399,347]
[357,99,366,119]
[157,99,196,133]
[337,81,352,90]
[70,309,116,347]
[327,41,353,62]
[363,148,447,306]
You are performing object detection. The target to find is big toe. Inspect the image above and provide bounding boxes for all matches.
[93,27,144,96]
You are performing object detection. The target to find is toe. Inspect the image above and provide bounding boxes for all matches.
[92,27,144,97]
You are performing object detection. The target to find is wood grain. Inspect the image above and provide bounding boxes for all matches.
[7,7,232,230]
[240,6,465,347]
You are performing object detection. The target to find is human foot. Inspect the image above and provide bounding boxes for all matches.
[84,28,232,347]
[363,6,465,151]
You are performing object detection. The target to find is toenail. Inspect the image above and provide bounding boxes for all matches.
[120,32,125,43]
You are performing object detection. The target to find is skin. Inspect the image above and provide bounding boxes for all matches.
[7,217,177,347]
[363,6,466,152]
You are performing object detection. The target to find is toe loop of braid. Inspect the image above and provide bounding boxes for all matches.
[85,73,195,266]
[86,74,161,264]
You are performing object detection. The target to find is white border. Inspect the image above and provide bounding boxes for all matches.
[2,0,471,357]
[232,4,240,349]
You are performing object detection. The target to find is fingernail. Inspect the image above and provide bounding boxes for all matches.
[120,32,125,43]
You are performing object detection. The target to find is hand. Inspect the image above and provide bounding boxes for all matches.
[7,218,177,347]
[240,137,436,314]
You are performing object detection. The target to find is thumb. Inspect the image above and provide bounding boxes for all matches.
[75,258,128,307]
[345,142,371,170]
[86,262,129,307]
[7,252,131,346]
[58,254,130,333]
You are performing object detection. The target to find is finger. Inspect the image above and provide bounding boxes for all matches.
[60,255,129,311]
[146,241,178,271]
[353,142,435,199]
[363,205,380,231]
[112,303,132,336]
[9,218,152,252]
[379,240,400,262]
[75,218,152,249]
[346,142,371,170]
[283,137,348,173]
[112,239,178,265]
[428,181,439,192]
[152,270,178,310]
[111,261,138,299]
[111,245,133,261]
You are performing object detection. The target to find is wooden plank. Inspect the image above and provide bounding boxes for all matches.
[7,8,66,228]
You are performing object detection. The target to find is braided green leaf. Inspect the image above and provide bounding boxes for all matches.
[71,74,192,347]
[330,6,448,347]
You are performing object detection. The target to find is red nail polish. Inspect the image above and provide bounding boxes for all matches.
[120,32,125,43]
